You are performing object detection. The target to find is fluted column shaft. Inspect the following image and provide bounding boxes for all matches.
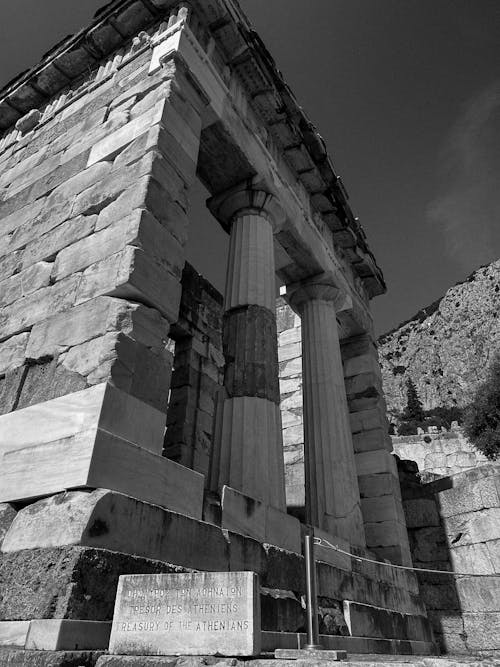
[291,283,366,546]
[209,189,286,510]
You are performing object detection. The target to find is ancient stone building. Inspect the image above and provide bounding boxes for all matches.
[0,0,437,658]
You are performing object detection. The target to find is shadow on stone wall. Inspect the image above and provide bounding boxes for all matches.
[398,458,500,656]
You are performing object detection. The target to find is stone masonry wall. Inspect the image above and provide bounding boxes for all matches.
[0,15,205,422]
[399,460,500,656]
[164,263,225,482]
[393,427,489,479]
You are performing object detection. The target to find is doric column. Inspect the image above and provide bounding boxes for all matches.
[289,282,366,546]
[208,187,286,511]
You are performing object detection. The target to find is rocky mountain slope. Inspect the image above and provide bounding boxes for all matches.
[378,259,500,419]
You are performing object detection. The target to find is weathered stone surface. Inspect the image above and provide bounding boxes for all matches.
[0,262,53,308]
[0,647,103,666]
[0,505,16,549]
[404,498,441,528]
[0,367,27,416]
[2,491,228,573]
[20,215,97,271]
[108,572,261,656]
[26,297,168,361]
[343,601,432,642]
[0,546,184,621]
[223,306,280,403]
[60,332,172,412]
[462,611,500,651]
[0,333,29,374]
[15,359,87,410]
[74,246,181,324]
[0,384,166,458]
[53,209,184,282]
[0,274,80,340]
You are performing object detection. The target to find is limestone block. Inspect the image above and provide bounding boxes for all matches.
[20,214,97,271]
[26,296,169,360]
[411,527,449,563]
[364,520,408,548]
[0,545,181,622]
[61,332,173,412]
[0,199,44,239]
[69,161,145,219]
[355,450,398,477]
[437,475,500,518]
[403,498,440,528]
[358,472,402,500]
[0,333,29,374]
[0,199,71,258]
[343,601,432,642]
[0,428,203,518]
[281,409,302,429]
[278,342,301,362]
[343,353,380,379]
[2,490,228,572]
[86,100,168,166]
[53,209,184,282]
[449,542,498,575]
[279,357,302,379]
[0,621,30,648]
[25,620,111,651]
[462,612,500,650]
[442,507,500,545]
[75,246,181,324]
[0,383,165,457]
[221,487,300,553]
[0,262,53,308]
[16,358,87,410]
[0,504,16,549]
[278,326,301,347]
[352,428,390,454]
[0,367,26,416]
[313,528,351,572]
[0,274,80,340]
[361,495,403,524]
[221,486,266,544]
[0,250,23,282]
[279,377,302,395]
[456,576,500,612]
[282,424,303,447]
[0,144,49,189]
[350,406,387,433]
[266,505,301,553]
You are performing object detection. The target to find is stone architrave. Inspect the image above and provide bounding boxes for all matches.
[208,186,287,511]
[288,281,366,546]
[109,571,261,656]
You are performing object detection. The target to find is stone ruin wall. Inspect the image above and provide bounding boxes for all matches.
[399,461,500,656]
[0,16,201,421]
[392,427,489,480]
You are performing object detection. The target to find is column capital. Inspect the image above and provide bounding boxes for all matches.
[287,277,352,314]
[207,181,286,232]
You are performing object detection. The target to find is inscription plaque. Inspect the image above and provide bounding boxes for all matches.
[109,572,261,656]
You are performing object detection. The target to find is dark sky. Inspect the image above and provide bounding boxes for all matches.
[1,1,499,334]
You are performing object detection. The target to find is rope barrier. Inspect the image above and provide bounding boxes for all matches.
[313,536,500,578]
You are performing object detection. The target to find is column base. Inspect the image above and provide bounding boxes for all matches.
[221,486,301,553]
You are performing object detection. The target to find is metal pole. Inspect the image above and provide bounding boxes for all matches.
[304,532,323,650]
